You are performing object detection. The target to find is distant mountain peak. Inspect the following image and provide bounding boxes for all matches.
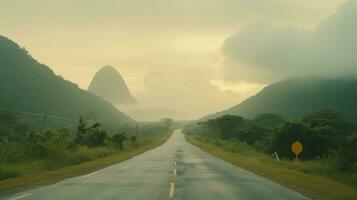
[0,35,133,128]
[88,66,137,105]
[100,65,118,73]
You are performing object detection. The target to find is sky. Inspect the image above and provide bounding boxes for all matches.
[0,0,352,120]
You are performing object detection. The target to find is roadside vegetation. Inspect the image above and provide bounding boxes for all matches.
[0,110,172,193]
[184,110,357,199]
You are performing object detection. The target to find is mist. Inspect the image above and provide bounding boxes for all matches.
[222,0,357,83]
[0,0,349,120]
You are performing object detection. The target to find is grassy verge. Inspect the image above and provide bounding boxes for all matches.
[0,132,170,196]
[186,136,357,200]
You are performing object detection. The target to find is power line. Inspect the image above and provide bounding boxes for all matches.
[46,117,77,128]
[0,107,76,122]
[0,107,98,129]
[47,114,76,122]
[0,107,44,117]
[0,107,103,123]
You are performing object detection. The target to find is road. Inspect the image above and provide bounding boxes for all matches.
[3,130,307,200]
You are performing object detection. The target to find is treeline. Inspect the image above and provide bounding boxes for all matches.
[0,113,171,180]
[184,110,357,171]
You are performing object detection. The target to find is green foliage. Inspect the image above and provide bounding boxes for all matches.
[268,110,356,169]
[129,135,138,147]
[0,35,133,131]
[75,116,107,147]
[198,114,281,145]
[202,115,245,139]
[268,121,335,159]
[253,113,285,131]
[110,132,128,150]
[0,111,29,141]
[205,78,357,122]
[337,133,357,171]
[185,110,357,172]
[302,110,356,134]
[0,113,169,181]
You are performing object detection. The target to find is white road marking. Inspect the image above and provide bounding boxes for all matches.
[82,171,98,178]
[174,161,177,166]
[173,168,177,176]
[169,182,175,198]
[9,193,31,200]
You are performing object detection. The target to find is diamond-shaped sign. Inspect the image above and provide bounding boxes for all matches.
[291,141,303,156]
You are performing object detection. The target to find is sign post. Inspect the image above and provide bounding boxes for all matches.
[291,140,303,161]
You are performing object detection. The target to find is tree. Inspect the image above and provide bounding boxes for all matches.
[337,133,357,171]
[129,135,138,147]
[253,113,285,131]
[268,120,342,160]
[84,128,107,147]
[203,115,245,139]
[268,121,312,159]
[302,110,356,135]
[111,132,128,150]
[76,115,87,144]
[75,116,107,147]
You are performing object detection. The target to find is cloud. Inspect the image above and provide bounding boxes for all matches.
[135,69,240,119]
[0,0,345,120]
[1,0,343,32]
[222,0,357,83]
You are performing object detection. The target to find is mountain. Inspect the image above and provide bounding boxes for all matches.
[204,78,357,122]
[88,66,137,105]
[0,35,134,129]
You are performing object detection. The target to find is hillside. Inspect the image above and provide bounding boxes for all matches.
[0,35,133,129]
[205,78,357,122]
[88,66,137,105]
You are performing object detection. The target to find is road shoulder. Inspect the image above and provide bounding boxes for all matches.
[186,135,357,200]
[0,133,170,196]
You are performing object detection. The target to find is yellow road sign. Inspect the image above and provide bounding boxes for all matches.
[291,140,303,156]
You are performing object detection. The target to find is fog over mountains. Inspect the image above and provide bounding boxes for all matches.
[0,35,133,128]
[204,78,357,122]
[88,66,137,105]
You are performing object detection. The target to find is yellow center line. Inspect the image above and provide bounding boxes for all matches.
[169,182,175,198]
[9,193,31,200]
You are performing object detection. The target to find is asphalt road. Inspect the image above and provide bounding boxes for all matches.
[3,129,308,200]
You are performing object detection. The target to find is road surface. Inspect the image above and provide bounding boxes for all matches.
[3,130,307,200]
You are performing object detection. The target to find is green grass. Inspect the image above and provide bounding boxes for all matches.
[0,132,170,196]
[187,136,357,200]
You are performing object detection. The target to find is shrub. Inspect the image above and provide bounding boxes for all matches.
[268,121,338,159]
[110,132,128,150]
[75,116,107,147]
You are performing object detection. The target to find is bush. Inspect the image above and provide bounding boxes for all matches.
[336,133,357,171]
[110,132,128,150]
[0,114,171,181]
[75,116,107,147]
[268,121,340,159]
[24,130,72,159]
[186,110,357,172]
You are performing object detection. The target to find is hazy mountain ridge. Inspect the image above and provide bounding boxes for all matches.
[204,78,357,122]
[0,35,134,128]
[88,66,137,105]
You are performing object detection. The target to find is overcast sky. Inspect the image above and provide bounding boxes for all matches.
[1,0,351,119]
